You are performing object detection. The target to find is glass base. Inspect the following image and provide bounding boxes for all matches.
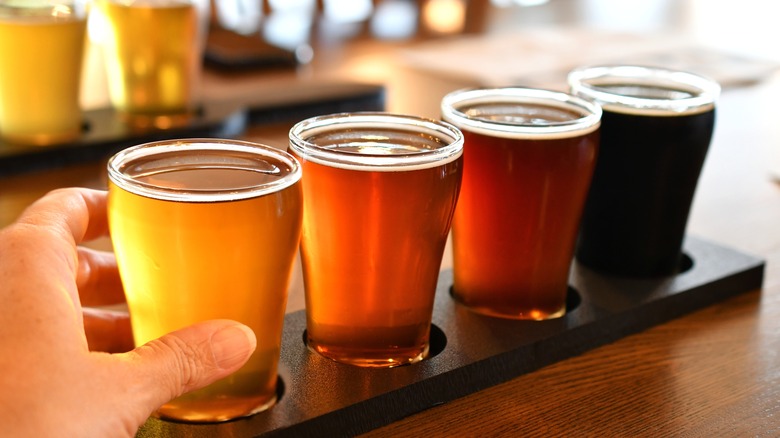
[307,341,429,368]
[154,393,277,424]
[451,290,567,321]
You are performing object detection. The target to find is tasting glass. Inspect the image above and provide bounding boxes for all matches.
[289,112,464,367]
[107,138,303,422]
[568,65,720,277]
[442,87,601,320]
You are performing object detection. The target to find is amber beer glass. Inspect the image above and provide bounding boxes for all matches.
[0,0,86,145]
[96,0,205,127]
[442,88,601,320]
[569,65,720,277]
[289,113,463,367]
[107,139,302,422]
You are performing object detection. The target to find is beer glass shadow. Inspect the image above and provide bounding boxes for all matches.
[572,253,697,314]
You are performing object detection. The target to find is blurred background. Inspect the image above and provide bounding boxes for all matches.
[78,0,780,118]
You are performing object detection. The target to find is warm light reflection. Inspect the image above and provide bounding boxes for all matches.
[578,0,673,33]
[491,0,550,6]
[268,0,315,12]
[214,0,263,35]
[323,0,373,23]
[512,0,549,6]
[370,0,418,40]
[422,0,466,35]
[87,4,106,43]
[51,5,73,17]
[263,8,314,51]
[317,18,363,42]
[689,0,779,62]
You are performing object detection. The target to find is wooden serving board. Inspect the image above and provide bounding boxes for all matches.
[138,235,765,437]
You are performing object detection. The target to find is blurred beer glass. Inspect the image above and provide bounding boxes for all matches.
[442,88,601,320]
[568,65,720,277]
[107,139,303,422]
[0,0,87,145]
[95,0,208,128]
[289,113,463,368]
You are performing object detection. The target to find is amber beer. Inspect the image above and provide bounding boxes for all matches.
[107,139,302,422]
[97,0,201,125]
[0,1,86,145]
[289,113,463,367]
[568,65,720,277]
[442,88,601,320]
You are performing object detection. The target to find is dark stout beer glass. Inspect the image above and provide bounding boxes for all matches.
[442,88,601,320]
[568,65,720,277]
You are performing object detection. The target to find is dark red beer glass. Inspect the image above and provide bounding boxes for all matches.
[442,88,601,320]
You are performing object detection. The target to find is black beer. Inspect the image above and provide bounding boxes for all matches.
[568,66,720,277]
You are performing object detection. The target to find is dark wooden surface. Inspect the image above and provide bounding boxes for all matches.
[2,1,780,436]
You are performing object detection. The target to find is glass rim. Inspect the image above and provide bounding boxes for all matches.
[0,0,89,19]
[440,87,602,139]
[107,138,302,203]
[567,64,721,115]
[288,112,464,171]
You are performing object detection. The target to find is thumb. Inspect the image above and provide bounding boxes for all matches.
[125,320,257,411]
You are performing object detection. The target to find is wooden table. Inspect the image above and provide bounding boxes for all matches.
[2,1,780,436]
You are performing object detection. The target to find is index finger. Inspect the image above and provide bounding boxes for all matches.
[16,188,108,246]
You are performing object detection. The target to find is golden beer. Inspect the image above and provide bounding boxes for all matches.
[289,113,463,368]
[107,139,302,422]
[0,2,86,145]
[97,0,200,125]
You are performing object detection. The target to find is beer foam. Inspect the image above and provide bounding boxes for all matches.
[289,113,464,172]
[108,139,301,202]
[0,0,86,21]
[568,65,720,117]
[105,0,192,7]
[441,88,601,140]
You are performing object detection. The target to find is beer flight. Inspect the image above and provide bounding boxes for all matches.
[107,66,719,422]
[1,0,720,426]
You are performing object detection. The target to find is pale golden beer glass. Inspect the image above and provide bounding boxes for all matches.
[96,0,205,127]
[289,113,464,368]
[0,0,86,145]
[107,139,302,422]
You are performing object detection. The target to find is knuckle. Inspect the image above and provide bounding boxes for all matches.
[147,334,216,396]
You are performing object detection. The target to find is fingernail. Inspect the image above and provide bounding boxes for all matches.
[210,324,257,370]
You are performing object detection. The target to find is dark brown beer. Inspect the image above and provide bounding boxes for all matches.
[442,88,601,320]
[569,66,719,277]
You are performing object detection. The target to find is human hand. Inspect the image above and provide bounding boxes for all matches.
[0,188,257,436]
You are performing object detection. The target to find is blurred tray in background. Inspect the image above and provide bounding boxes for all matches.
[0,82,385,176]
